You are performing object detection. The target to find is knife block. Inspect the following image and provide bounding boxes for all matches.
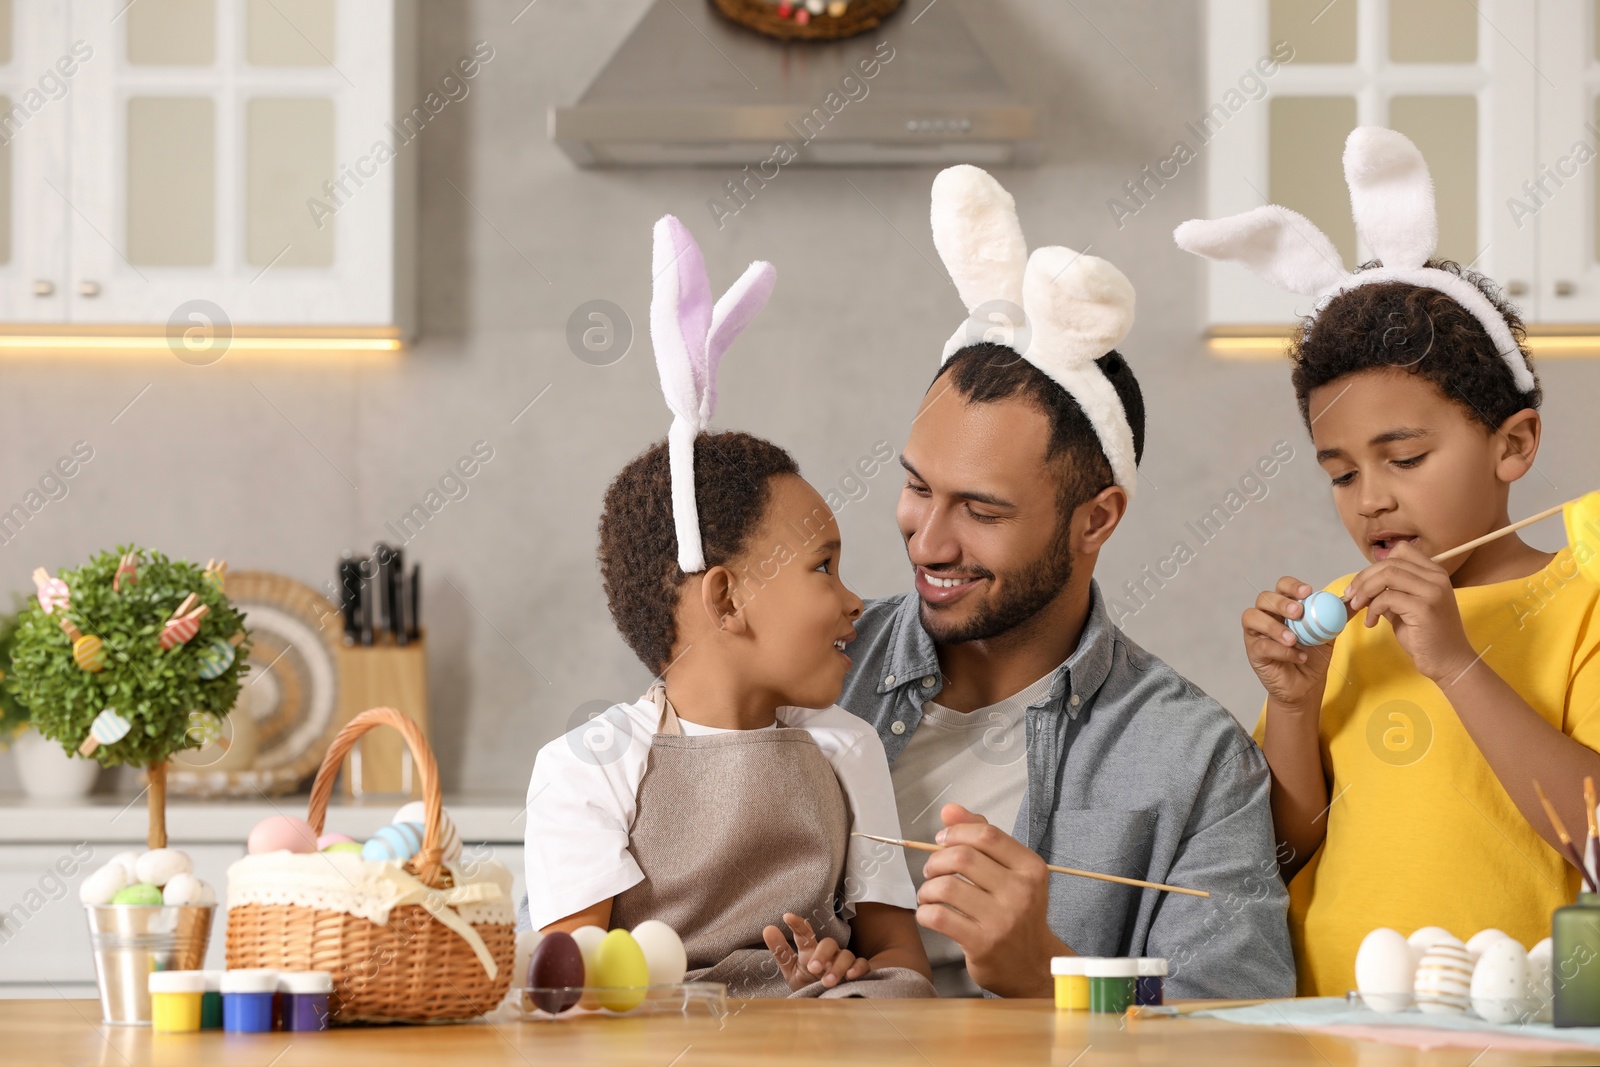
[334,633,428,798]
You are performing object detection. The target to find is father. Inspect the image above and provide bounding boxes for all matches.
[836,166,1294,999]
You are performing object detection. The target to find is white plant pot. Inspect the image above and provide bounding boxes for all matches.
[12,725,100,799]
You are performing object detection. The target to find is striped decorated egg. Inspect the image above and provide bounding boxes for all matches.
[1414,943,1474,1014]
[361,821,425,863]
[73,634,105,673]
[196,638,235,680]
[90,708,132,746]
[392,801,462,864]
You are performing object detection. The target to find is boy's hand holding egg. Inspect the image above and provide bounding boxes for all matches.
[1243,576,1339,712]
[762,912,868,991]
[1344,541,1477,683]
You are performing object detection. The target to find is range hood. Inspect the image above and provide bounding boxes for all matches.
[550,0,1039,166]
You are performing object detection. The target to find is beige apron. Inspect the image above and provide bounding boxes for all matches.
[608,684,934,999]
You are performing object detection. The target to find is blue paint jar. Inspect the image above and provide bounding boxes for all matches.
[221,969,278,1032]
[278,971,333,1031]
[1135,958,1167,1005]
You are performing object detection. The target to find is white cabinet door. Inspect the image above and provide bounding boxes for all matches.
[1534,3,1600,323]
[65,0,402,327]
[0,5,70,323]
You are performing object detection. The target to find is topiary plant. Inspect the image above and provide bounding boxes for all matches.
[6,546,251,847]
[0,600,30,745]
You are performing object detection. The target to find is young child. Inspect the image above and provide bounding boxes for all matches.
[521,216,932,998]
[1177,127,1600,995]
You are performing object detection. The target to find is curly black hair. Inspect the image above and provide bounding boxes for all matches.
[931,343,1146,518]
[598,431,799,675]
[1290,260,1541,429]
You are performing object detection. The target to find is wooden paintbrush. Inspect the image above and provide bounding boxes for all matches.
[1586,776,1599,889]
[1533,780,1600,893]
[851,832,1210,898]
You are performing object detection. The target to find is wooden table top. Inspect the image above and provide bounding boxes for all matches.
[6,997,1600,1066]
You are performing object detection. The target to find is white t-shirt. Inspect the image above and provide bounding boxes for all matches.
[891,670,1052,997]
[522,695,918,933]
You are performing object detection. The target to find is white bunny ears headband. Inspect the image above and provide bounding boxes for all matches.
[931,165,1140,498]
[1173,126,1535,394]
[650,215,776,573]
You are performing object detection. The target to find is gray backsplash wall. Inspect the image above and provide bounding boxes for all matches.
[0,0,1590,795]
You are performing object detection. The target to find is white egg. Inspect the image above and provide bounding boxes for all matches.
[631,920,688,986]
[1465,928,1512,962]
[1355,928,1414,1013]
[1406,926,1463,970]
[161,872,203,906]
[77,863,127,906]
[193,880,217,907]
[570,925,606,977]
[1415,944,1474,1014]
[1469,938,1531,1024]
[134,848,192,888]
[513,928,543,989]
[391,801,463,864]
[1528,937,1554,1022]
[107,850,141,883]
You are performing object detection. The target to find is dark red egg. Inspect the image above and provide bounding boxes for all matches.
[528,930,585,1013]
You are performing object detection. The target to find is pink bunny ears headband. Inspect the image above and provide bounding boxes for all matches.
[1173,126,1535,395]
[650,215,776,573]
[931,165,1140,498]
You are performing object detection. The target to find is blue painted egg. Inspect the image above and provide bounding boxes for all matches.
[361,821,424,863]
[1287,591,1350,647]
[196,638,236,680]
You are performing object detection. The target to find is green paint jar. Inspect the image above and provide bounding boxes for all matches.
[1083,958,1138,1014]
[1554,892,1600,1027]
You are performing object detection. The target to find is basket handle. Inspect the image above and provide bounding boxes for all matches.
[307,708,445,887]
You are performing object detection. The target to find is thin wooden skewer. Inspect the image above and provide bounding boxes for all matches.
[1533,780,1600,893]
[851,832,1210,898]
[1431,498,1577,563]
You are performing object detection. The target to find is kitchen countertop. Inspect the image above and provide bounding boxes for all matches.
[0,998,1592,1066]
[0,793,529,843]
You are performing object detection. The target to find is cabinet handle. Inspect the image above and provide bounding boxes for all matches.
[1506,280,1528,297]
[32,280,54,297]
[1555,280,1577,297]
[77,280,101,297]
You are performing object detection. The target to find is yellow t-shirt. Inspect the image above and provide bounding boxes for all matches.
[1253,545,1600,996]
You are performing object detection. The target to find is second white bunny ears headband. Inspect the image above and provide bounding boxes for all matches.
[650,215,776,573]
[931,165,1140,498]
[1173,126,1536,395]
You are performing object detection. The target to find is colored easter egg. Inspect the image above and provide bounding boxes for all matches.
[1470,938,1532,1024]
[322,842,364,855]
[1414,943,1474,1014]
[527,931,585,1014]
[631,920,687,987]
[111,883,163,906]
[73,634,105,673]
[361,821,424,863]
[90,708,132,746]
[78,863,127,906]
[247,815,318,856]
[196,638,235,680]
[392,800,463,864]
[135,848,193,887]
[1287,591,1350,646]
[33,571,68,614]
[1355,928,1414,1013]
[317,833,356,849]
[592,930,650,1012]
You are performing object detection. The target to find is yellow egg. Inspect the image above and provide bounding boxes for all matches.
[591,929,650,1012]
[1566,491,1600,587]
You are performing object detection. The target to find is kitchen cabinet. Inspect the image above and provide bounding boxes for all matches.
[0,795,525,999]
[1199,0,1600,331]
[0,0,415,336]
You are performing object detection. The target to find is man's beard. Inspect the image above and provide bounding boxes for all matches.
[917,528,1074,645]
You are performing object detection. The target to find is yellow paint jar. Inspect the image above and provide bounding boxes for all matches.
[149,971,206,1032]
[1051,956,1089,1010]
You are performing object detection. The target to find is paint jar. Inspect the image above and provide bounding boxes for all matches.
[221,969,278,1032]
[1051,956,1089,1011]
[1554,893,1600,1027]
[278,971,333,1032]
[1135,958,1168,1006]
[200,970,224,1030]
[1083,957,1138,1014]
[148,971,205,1033]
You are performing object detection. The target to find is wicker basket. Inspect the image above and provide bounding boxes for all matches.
[708,0,903,41]
[225,708,514,1024]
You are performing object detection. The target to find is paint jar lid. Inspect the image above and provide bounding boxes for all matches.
[221,969,279,994]
[1083,958,1139,978]
[148,971,206,994]
[1137,958,1168,977]
[277,971,334,994]
[1050,956,1088,976]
